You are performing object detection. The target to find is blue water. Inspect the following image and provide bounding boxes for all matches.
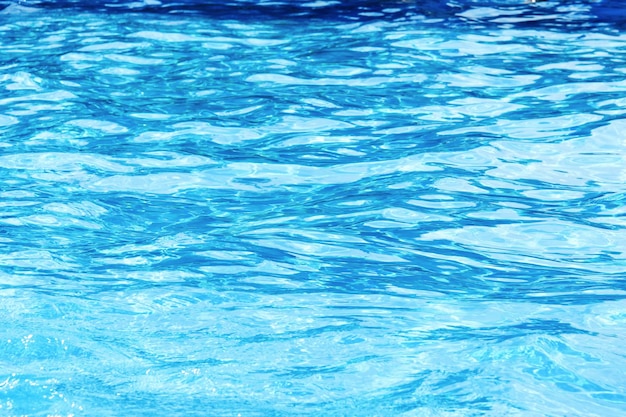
[1,0,626,415]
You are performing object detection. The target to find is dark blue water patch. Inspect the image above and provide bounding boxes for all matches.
[1,0,456,19]
[592,1,626,24]
[2,0,623,27]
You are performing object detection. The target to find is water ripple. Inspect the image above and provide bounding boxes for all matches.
[1,0,626,416]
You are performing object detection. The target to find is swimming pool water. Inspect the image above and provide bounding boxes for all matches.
[1,0,626,415]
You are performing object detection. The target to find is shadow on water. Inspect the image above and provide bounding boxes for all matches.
[1,0,465,18]
[0,0,624,27]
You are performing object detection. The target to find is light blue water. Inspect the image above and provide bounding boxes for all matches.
[1,0,626,415]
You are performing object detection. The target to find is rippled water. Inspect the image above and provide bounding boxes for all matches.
[1,0,626,415]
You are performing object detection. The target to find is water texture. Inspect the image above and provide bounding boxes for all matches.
[1,0,625,415]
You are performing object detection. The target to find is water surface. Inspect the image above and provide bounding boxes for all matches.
[1,0,626,415]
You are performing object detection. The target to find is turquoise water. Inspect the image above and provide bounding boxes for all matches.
[1,0,626,415]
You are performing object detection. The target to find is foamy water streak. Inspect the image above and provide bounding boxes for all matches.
[1,1,625,415]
